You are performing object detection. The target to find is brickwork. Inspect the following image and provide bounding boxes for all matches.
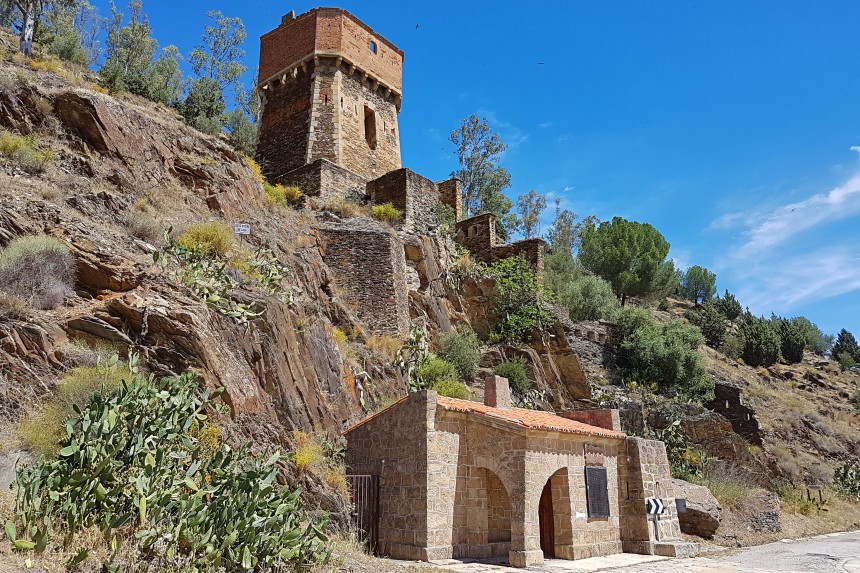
[455,213,546,274]
[317,220,409,335]
[259,8,403,93]
[437,178,463,221]
[558,409,622,432]
[367,168,439,233]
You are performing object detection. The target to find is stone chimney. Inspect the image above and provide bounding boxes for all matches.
[484,375,511,409]
[282,10,296,24]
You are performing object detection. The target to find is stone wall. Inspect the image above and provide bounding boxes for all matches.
[367,168,440,234]
[705,380,763,446]
[618,437,684,555]
[279,159,367,202]
[455,213,546,274]
[317,219,409,336]
[437,178,463,222]
[344,391,434,560]
[256,67,313,181]
[558,409,621,432]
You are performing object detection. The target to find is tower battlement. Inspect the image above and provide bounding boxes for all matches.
[257,8,403,183]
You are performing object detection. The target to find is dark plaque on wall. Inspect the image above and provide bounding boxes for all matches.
[585,466,610,518]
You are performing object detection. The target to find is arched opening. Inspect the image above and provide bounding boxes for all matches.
[452,466,511,558]
[538,468,573,559]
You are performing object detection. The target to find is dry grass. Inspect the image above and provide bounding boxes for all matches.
[28,56,60,73]
[176,222,234,256]
[0,292,29,320]
[310,197,365,218]
[366,335,403,362]
[264,182,302,206]
[293,430,326,474]
[370,202,402,223]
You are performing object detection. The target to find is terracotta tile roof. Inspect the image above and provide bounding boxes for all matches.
[436,397,626,439]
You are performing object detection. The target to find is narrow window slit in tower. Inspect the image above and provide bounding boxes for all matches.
[364,106,377,150]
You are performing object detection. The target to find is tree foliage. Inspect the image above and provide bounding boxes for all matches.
[579,216,675,306]
[481,256,556,343]
[39,1,103,66]
[680,265,716,307]
[738,314,781,367]
[832,328,859,362]
[515,189,546,239]
[545,252,618,322]
[686,302,727,349]
[450,114,516,239]
[790,316,832,355]
[615,307,713,402]
[714,289,742,323]
[774,316,806,364]
[99,1,156,94]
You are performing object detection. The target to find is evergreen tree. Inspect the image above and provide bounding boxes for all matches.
[739,315,781,367]
[714,289,742,323]
[775,316,806,364]
[686,302,727,349]
[579,216,675,306]
[680,265,717,307]
[832,328,859,362]
[99,1,157,95]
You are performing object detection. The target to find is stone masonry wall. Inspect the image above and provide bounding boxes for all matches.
[437,178,463,222]
[317,220,409,335]
[345,391,434,560]
[279,159,368,202]
[618,437,683,554]
[337,68,401,181]
[367,168,439,234]
[257,68,313,181]
[455,213,546,274]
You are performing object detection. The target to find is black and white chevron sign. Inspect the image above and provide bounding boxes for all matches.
[646,497,665,515]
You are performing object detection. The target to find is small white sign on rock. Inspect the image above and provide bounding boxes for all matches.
[233,223,251,235]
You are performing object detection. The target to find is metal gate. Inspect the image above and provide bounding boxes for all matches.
[346,474,380,554]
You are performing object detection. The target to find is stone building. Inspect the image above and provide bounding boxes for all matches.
[345,376,698,567]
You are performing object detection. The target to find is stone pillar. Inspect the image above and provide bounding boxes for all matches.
[484,375,511,409]
[437,177,463,222]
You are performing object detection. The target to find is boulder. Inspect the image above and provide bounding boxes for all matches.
[664,478,722,538]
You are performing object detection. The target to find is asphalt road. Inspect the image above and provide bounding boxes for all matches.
[713,530,860,573]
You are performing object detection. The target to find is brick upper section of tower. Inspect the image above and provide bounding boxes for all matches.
[258,8,404,94]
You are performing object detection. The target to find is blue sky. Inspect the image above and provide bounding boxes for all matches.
[84,0,860,337]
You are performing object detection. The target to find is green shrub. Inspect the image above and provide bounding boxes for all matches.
[0,235,75,309]
[775,316,806,364]
[836,351,856,372]
[19,358,131,456]
[371,202,402,222]
[495,358,531,394]
[438,330,481,380]
[481,256,556,343]
[0,129,54,172]
[852,384,860,413]
[264,182,302,205]
[176,222,234,257]
[720,333,743,360]
[436,203,456,234]
[415,356,458,387]
[616,307,713,402]
[431,379,472,400]
[554,274,619,322]
[834,461,860,501]
[7,370,330,570]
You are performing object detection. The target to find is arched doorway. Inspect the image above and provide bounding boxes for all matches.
[451,466,512,558]
[538,480,555,557]
[537,468,573,559]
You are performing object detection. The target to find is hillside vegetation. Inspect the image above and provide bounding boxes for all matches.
[0,13,858,573]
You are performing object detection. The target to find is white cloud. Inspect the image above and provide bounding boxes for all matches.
[851,145,860,155]
[538,121,553,129]
[562,185,575,192]
[734,248,860,312]
[736,172,860,257]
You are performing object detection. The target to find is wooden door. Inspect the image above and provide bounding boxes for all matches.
[538,480,555,558]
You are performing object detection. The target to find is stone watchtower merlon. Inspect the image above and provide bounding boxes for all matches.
[256,8,404,182]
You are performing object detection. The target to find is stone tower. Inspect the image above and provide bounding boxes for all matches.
[256,8,403,183]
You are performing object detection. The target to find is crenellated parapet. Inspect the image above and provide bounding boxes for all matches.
[455,213,545,275]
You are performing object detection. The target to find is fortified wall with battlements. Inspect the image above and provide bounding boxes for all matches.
[256,8,545,335]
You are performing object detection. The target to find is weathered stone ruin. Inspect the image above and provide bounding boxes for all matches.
[255,8,545,335]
